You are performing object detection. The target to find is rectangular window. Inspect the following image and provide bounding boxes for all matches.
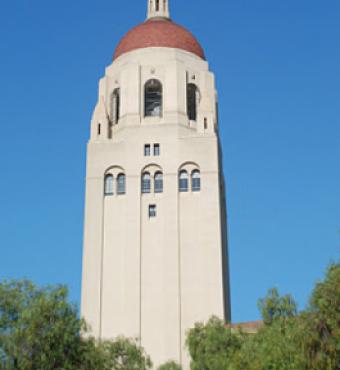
[149,205,157,218]
[192,178,201,192]
[154,173,163,193]
[204,118,208,130]
[144,144,151,156]
[117,174,126,195]
[142,176,151,194]
[154,144,160,156]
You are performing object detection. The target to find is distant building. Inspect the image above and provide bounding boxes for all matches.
[231,321,264,334]
[81,1,231,368]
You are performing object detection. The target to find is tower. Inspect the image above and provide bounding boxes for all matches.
[81,1,231,368]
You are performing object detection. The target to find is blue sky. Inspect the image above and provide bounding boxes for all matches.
[0,0,339,323]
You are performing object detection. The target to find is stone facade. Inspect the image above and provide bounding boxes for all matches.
[81,1,231,368]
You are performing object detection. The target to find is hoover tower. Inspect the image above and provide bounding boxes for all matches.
[81,1,231,368]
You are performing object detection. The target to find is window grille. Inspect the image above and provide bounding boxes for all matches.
[117,174,126,195]
[111,88,121,124]
[179,170,189,192]
[192,170,201,192]
[142,173,151,193]
[154,144,160,156]
[104,175,114,195]
[145,79,163,117]
[187,84,198,121]
[154,172,163,193]
[149,205,157,218]
[144,144,151,156]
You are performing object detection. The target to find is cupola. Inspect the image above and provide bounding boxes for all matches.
[113,0,205,60]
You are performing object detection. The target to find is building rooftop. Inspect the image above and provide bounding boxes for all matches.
[230,321,264,334]
[113,18,205,60]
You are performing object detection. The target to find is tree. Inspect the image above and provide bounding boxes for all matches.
[186,316,242,370]
[157,360,182,370]
[258,288,297,326]
[0,280,91,370]
[98,337,152,370]
[0,280,152,370]
[302,263,340,370]
[229,288,305,370]
[231,317,308,370]
[1,263,338,370]
[186,263,339,370]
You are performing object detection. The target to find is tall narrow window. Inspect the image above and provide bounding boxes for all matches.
[187,83,198,121]
[142,173,151,194]
[179,170,189,192]
[117,174,126,195]
[104,174,114,196]
[111,88,120,124]
[204,117,208,130]
[154,172,163,193]
[156,0,160,11]
[154,144,160,156]
[145,79,162,117]
[144,144,151,156]
[192,170,201,192]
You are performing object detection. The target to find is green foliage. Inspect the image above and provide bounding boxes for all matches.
[186,263,339,370]
[186,316,242,370]
[231,319,308,370]
[301,263,340,370]
[98,337,152,370]
[258,287,298,325]
[0,280,151,370]
[157,360,183,370]
[1,263,338,370]
[0,280,89,370]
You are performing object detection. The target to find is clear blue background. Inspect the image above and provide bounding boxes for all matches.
[0,0,339,323]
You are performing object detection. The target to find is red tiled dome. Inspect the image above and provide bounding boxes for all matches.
[114,19,205,60]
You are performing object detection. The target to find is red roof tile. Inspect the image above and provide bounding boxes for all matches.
[230,321,263,332]
[114,19,205,60]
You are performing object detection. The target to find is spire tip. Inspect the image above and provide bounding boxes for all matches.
[147,0,170,20]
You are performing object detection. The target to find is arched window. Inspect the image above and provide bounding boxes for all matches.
[145,79,163,117]
[187,83,198,121]
[142,173,151,194]
[117,173,126,195]
[111,88,120,124]
[154,172,163,193]
[192,170,201,192]
[179,170,189,192]
[156,0,160,11]
[104,174,114,196]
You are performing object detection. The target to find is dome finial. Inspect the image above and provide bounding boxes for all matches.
[147,0,170,20]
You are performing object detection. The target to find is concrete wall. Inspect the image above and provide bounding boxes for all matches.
[81,47,230,369]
